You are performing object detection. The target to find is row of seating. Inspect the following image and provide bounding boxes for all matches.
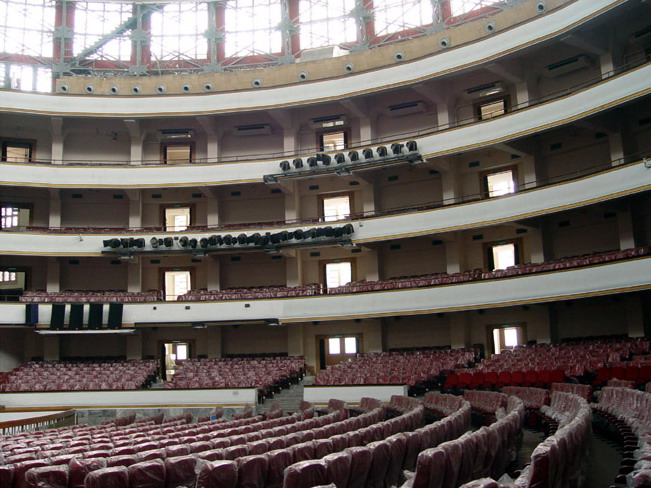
[16,246,651,304]
[514,391,592,488]
[592,386,651,486]
[403,395,524,487]
[0,360,157,392]
[314,349,476,390]
[164,356,305,396]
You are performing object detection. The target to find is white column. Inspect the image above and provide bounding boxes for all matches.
[287,324,304,357]
[207,327,222,358]
[48,189,61,229]
[124,119,144,165]
[521,156,538,190]
[449,313,470,349]
[445,234,465,274]
[126,332,143,360]
[46,257,60,292]
[618,209,636,250]
[197,116,224,161]
[51,118,64,164]
[284,182,300,222]
[285,254,302,287]
[206,257,221,291]
[436,100,456,130]
[624,294,645,337]
[127,260,142,293]
[125,189,142,230]
[43,336,60,361]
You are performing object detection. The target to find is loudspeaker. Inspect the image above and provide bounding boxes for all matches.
[88,303,104,330]
[69,303,84,329]
[107,302,123,329]
[50,304,65,329]
[25,303,39,325]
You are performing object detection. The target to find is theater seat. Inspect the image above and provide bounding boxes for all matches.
[165,455,197,488]
[365,441,391,488]
[344,446,373,488]
[84,466,129,488]
[236,454,268,488]
[195,460,238,488]
[322,451,352,488]
[69,458,107,488]
[24,465,68,488]
[283,459,328,488]
[127,459,166,488]
[410,447,446,488]
[265,449,294,488]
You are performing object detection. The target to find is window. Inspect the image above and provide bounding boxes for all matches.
[1,207,19,229]
[162,142,193,164]
[2,140,33,162]
[344,336,358,354]
[328,337,341,355]
[73,2,132,60]
[485,239,522,271]
[298,0,357,50]
[150,3,209,61]
[449,0,502,17]
[477,98,508,120]
[164,207,191,232]
[164,270,191,301]
[492,325,524,354]
[1,63,52,92]
[319,130,348,151]
[0,271,17,284]
[224,0,282,58]
[483,167,517,197]
[324,261,353,288]
[326,336,358,355]
[321,193,352,222]
[0,0,54,58]
[373,0,433,38]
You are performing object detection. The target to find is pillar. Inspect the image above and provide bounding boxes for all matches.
[624,294,645,337]
[124,120,144,165]
[207,256,221,290]
[127,260,142,293]
[51,118,64,165]
[207,327,223,358]
[449,313,470,349]
[436,100,456,130]
[440,162,459,205]
[521,156,537,190]
[126,189,142,229]
[362,249,380,282]
[286,254,302,287]
[46,257,60,293]
[284,182,300,221]
[617,209,636,250]
[43,335,60,361]
[205,190,221,227]
[48,189,61,229]
[126,332,143,360]
[445,234,465,274]
[287,324,304,357]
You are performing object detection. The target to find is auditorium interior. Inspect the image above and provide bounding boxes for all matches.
[1,0,651,487]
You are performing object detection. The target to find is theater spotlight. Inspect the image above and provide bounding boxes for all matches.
[104,238,121,248]
[307,228,318,239]
[270,233,281,244]
[237,234,247,245]
[279,160,290,171]
[189,238,198,248]
[200,238,209,248]
[390,143,404,155]
[348,151,360,162]
[223,234,233,245]
[133,238,145,248]
[307,157,318,167]
[323,226,334,237]
[318,154,331,165]
[261,234,271,246]
[150,237,160,249]
[163,237,174,247]
[293,229,305,240]
[120,238,130,248]
[334,227,344,238]
[293,158,303,169]
[406,140,418,152]
[334,153,346,164]
[343,223,354,235]
[179,236,189,247]
[208,235,218,246]
[377,146,388,157]
[362,148,373,159]
[279,231,290,241]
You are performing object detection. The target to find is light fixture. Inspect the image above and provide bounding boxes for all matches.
[36,329,136,335]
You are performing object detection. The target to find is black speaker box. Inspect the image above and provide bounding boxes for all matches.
[107,302,123,329]
[69,303,84,329]
[50,304,65,329]
[25,303,39,325]
[88,303,104,329]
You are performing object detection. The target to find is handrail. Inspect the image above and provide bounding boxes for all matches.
[0,409,76,435]
[1,56,649,167]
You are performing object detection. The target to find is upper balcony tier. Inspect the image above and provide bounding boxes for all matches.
[1,61,650,189]
[0,0,632,116]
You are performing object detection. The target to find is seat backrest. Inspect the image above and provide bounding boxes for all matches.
[127,459,166,488]
[322,451,352,488]
[343,446,372,488]
[195,460,238,488]
[236,455,268,488]
[283,459,328,488]
[69,458,107,488]
[265,449,294,488]
[164,455,197,488]
[24,465,69,488]
[84,466,129,488]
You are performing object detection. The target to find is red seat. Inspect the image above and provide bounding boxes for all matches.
[409,447,445,488]
[523,370,538,387]
[69,458,107,488]
[322,451,351,488]
[165,455,197,488]
[496,371,511,389]
[127,459,166,488]
[84,466,129,488]
[265,449,294,488]
[283,459,328,488]
[24,465,68,488]
[195,460,238,488]
[344,446,372,488]
[236,455,268,488]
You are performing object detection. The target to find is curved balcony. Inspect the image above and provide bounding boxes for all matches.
[1,157,648,256]
[0,0,624,117]
[1,252,650,325]
[1,61,649,189]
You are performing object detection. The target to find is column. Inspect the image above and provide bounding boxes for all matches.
[440,161,459,205]
[449,312,470,349]
[520,156,537,190]
[206,256,221,291]
[284,181,300,222]
[129,4,151,75]
[287,324,304,357]
[528,228,546,264]
[609,131,625,166]
[43,336,60,362]
[207,327,222,358]
[126,189,142,230]
[617,208,636,250]
[126,332,143,360]
[52,1,75,79]
[624,294,645,337]
[46,257,61,293]
[124,120,144,165]
[48,189,61,229]
[51,118,64,165]
[197,117,224,161]
[127,260,142,293]
[285,253,302,287]
[362,249,380,282]
[206,1,226,70]
[444,233,465,274]
[436,100,456,130]
[205,189,221,227]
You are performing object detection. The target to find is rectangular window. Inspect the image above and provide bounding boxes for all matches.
[321,194,351,222]
[492,325,524,354]
[319,130,348,151]
[483,167,517,197]
[224,0,283,57]
[484,239,522,271]
[344,336,358,354]
[162,142,193,164]
[328,337,341,355]
[298,0,357,50]
[0,271,17,283]
[325,261,353,288]
[477,98,507,120]
[2,141,33,162]
[164,207,191,232]
[164,270,191,301]
[1,207,19,229]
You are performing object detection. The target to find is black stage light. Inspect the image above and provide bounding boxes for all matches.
[293,158,303,169]
[150,237,160,248]
[163,237,174,247]
[406,140,418,152]
[377,146,388,157]
[362,148,373,159]
[179,236,189,247]
[200,238,209,248]
[279,160,290,171]
[307,157,318,167]
[391,143,404,155]
[348,151,360,161]
[237,234,247,245]
[334,153,346,164]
